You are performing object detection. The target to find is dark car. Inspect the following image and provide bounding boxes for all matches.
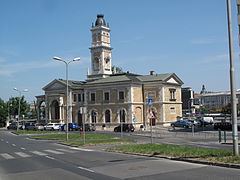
[79,124,96,131]
[171,120,193,128]
[213,122,240,131]
[61,123,80,131]
[7,123,24,130]
[114,123,135,132]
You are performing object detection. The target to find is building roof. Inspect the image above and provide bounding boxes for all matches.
[86,72,182,85]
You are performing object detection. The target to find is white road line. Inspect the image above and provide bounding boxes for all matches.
[70,147,93,152]
[77,166,95,173]
[56,149,77,153]
[21,147,26,150]
[1,139,4,141]
[0,153,15,159]
[6,141,8,144]
[12,144,16,147]
[30,151,48,156]
[15,152,31,158]
[45,156,55,160]
[44,150,64,154]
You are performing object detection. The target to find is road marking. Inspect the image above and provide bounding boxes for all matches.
[1,139,4,141]
[0,153,15,159]
[77,166,95,173]
[21,147,26,150]
[44,150,64,154]
[30,151,48,156]
[70,147,93,152]
[45,156,55,160]
[6,141,8,144]
[12,144,16,147]
[56,148,77,153]
[15,152,31,158]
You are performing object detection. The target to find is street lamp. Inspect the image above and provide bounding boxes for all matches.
[53,56,80,141]
[13,88,28,131]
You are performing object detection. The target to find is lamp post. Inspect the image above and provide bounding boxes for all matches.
[13,88,28,131]
[53,56,80,141]
[226,0,239,156]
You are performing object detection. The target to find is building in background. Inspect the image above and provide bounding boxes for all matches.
[36,15,184,128]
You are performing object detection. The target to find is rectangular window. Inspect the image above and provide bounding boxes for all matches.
[119,91,124,100]
[104,92,110,101]
[90,93,95,102]
[170,107,176,114]
[148,91,156,99]
[169,89,176,101]
[73,94,77,102]
[78,94,81,102]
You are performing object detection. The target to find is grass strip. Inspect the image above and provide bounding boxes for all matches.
[107,144,232,158]
[32,133,117,140]
[13,130,63,135]
[61,139,136,146]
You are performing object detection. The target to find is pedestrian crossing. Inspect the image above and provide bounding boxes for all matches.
[0,147,93,160]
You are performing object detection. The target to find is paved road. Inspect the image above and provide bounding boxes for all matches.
[0,129,240,180]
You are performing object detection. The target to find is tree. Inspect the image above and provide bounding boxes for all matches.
[112,65,123,74]
[8,96,29,119]
[0,98,8,126]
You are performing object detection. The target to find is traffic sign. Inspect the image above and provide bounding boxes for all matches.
[148,98,153,106]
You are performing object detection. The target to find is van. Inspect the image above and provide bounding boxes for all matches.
[198,117,213,126]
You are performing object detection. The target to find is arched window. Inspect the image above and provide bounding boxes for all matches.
[51,100,60,120]
[119,109,126,123]
[105,110,111,123]
[91,110,97,123]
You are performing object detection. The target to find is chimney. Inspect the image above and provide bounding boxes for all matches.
[150,71,155,75]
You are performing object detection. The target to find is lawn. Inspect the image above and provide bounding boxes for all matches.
[30,133,136,146]
[13,130,64,135]
[107,144,240,165]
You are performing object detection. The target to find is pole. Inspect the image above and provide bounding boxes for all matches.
[226,0,239,156]
[66,62,69,141]
[17,92,21,131]
[150,118,153,144]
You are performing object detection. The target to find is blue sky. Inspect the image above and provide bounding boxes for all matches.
[1,0,240,102]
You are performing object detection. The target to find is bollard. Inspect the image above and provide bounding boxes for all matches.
[224,131,227,143]
[218,129,221,143]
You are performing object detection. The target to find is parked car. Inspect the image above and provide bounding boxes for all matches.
[44,123,62,131]
[25,123,44,131]
[213,122,240,131]
[187,120,201,127]
[114,123,135,132]
[61,123,80,131]
[7,123,24,130]
[79,124,96,131]
[197,117,214,126]
[171,120,193,128]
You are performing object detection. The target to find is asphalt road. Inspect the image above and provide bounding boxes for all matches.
[0,129,240,180]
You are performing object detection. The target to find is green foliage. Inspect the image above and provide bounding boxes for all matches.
[8,96,29,118]
[0,98,8,124]
[112,65,123,74]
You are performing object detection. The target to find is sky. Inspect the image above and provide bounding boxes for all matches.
[1,0,240,103]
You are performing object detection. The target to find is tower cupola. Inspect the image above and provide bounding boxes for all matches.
[95,14,107,26]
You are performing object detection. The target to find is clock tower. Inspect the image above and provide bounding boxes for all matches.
[88,14,113,80]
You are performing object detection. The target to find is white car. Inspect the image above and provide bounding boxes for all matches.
[44,123,62,131]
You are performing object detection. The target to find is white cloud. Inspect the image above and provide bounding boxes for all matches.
[0,56,91,77]
[195,54,228,64]
[190,37,227,45]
